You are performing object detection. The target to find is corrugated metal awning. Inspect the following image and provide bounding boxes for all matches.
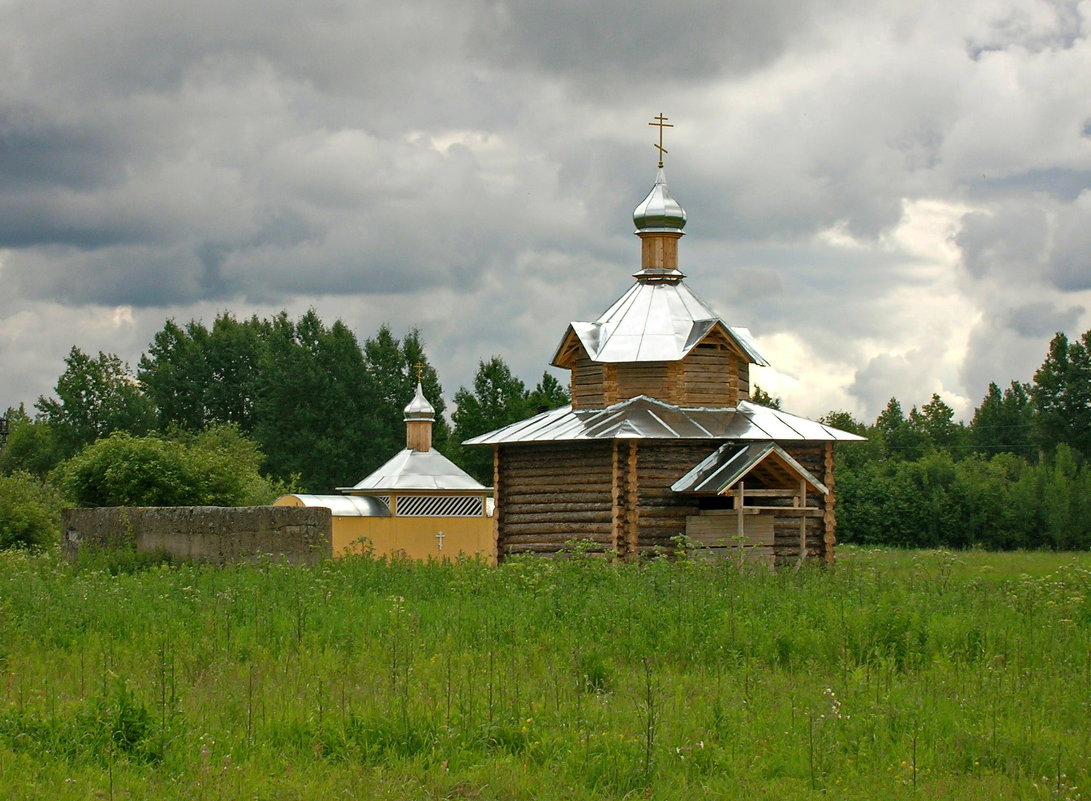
[671,442,829,495]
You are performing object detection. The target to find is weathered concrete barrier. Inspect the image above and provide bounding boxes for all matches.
[62,506,332,565]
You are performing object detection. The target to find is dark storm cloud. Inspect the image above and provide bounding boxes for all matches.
[1,0,1090,418]
[471,0,841,101]
[0,108,126,192]
[1003,301,1084,339]
[956,204,1051,281]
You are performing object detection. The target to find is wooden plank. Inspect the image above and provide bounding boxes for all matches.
[686,513,775,546]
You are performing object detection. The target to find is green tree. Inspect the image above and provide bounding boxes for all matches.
[253,312,383,492]
[36,348,156,458]
[1031,331,1091,457]
[874,397,926,460]
[750,385,781,409]
[0,471,63,549]
[363,325,450,456]
[526,372,570,412]
[55,426,285,508]
[971,381,1035,458]
[452,357,533,483]
[0,405,64,478]
[818,410,880,468]
[910,393,967,454]
[139,314,271,433]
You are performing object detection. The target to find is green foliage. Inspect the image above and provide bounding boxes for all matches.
[910,393,967,453]
[252,312,384,492]
[452,357,531,481]
[363,325,451,457]
[139,315,271,433]
[836,447,1091,550]
[0,405,64,477]
[971,381,1035,458]
[136,312,451,492]
[0,549,1088,799]
[0,471,62,549]
[749,385,781,409]
[36,347,156,458]
[1031,330,1091,457]
[526,371,570,412]
[54,426,285,507]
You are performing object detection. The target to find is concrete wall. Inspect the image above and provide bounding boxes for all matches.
[62,506,332,565]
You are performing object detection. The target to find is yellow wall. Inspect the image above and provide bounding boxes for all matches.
[330,515,495,564]
[274,495,497,564]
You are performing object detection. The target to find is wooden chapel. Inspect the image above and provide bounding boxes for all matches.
[466,119,862,565]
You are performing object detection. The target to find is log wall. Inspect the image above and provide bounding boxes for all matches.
[571,357,605,409]
[496,441,614,557]
[568,343,752,410]
[494,439,836,565]
[633,441,719,554]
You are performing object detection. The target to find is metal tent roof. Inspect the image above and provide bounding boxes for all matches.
[552,280,769,366]
[339,448,490,493]
[463,396,866,446]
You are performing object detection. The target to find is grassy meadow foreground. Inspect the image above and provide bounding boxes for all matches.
[0,547,1088,800]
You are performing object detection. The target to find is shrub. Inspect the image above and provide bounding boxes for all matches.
[0,471,63,549]
[54,426,288,508]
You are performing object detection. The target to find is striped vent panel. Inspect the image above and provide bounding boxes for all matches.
[396,495,483,517]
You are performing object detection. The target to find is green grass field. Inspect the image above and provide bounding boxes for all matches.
[1,546,1088,800]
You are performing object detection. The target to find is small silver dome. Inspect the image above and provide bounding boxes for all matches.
[633,168,687,233]
[403,382,435,421]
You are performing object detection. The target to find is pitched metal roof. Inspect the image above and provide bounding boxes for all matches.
[338,449,490,493]
[671,442,829,495]
[552,280,769,366]
[463,396,867,445]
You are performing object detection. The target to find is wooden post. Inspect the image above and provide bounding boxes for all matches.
[823,443,837,563]
[735,481,745,541]
[798,478,807,565]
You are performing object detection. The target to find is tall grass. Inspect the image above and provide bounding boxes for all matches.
[0,546,1088,800]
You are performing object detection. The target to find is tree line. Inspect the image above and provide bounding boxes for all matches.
[3,312,1090,552]
[0,311,568,548]
[816,330,1091,550]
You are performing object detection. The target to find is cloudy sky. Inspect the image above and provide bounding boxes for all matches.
[2,0,1090,423]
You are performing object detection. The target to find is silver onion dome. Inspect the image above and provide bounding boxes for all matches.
[633,168,687,233]
[403,382,435,421]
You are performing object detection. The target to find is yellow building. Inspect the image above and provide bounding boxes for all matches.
[275,383,495,562]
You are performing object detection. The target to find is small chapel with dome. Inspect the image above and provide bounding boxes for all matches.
[467,116,862,565]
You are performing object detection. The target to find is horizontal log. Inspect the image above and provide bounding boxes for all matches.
[501,522,612,535]
[501,476,613,489]
[503,543,568,554]
[503,492,611,504]
[505,501,611,513]
[501,532,613,545]
[504,511,612,524]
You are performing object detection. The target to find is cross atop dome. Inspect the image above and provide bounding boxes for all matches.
[649,113,673,169]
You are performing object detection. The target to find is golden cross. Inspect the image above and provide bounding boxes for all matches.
[649,113,673,168]
[415,361,425,382]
